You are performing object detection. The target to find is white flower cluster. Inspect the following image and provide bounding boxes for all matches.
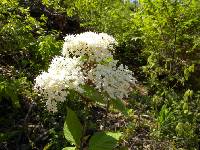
[88,60,135,100]
[62,32,117,62]
[34,56,84,112]
[34,32,136,112]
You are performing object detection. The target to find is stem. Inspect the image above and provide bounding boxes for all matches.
[79,120,87,150]
[103,99,110,130]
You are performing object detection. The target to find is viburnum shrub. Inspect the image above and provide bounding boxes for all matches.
[34,32,136,112]
[34,32,136,149]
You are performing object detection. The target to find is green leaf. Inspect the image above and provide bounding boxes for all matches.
[111,98,128,116]
[0,130,22,142]
[99,57,114,65]
[80,84,105,103]
[43,142,53,150]
[88,132,122,150]
[64,107,83,146]
[62,147,76,150]
[158,105,167,124]
[0,81,20,108]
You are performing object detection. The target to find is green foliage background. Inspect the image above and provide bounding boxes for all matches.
[0,0,199,149]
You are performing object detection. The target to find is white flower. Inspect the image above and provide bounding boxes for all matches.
[34,56,84,112]
[62,32,117,62]
[87,61,136,100]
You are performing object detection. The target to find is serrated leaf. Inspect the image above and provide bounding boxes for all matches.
[62,147,76,150]
[88,132,122,150]
[64,107,83,146]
